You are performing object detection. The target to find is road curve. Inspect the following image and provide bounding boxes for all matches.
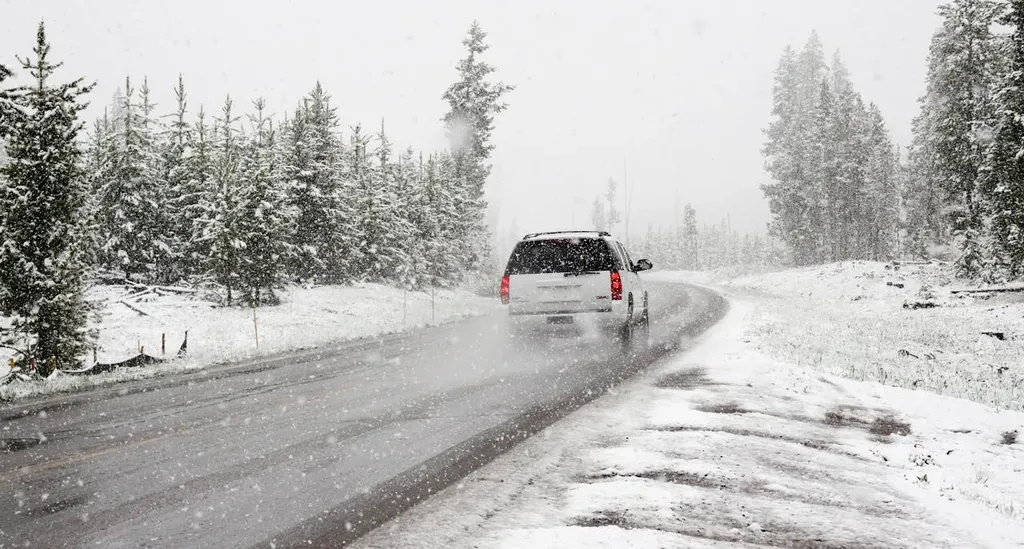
[0,281,725,549]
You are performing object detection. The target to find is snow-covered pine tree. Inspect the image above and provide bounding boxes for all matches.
[392,147,426,289]
[235,99,293,306]
[310,84,357,283]
[902,110,944,258]
[796,33,829,263]
[285,83,356,283]
[95,76,168,282]
[346,124,379,281]
[181,107,214,278]
[415,153,453,287]
[980,0,1024,278]
[0,23,95,372]
[430,152,466,285]
[761,45,800,255]
[349,122,410,282]
[162,75,194,282]
[761,37,827,266]
[809,78,836,262]
[201,96,243,303]
[138,77,175,282]
[825,53,870,261]
[442,21,514,273]
[81,111,111,269]
[862,103,900,261]
[281,101,317,279]
[683,204,699,270]
[922,0,1005,275]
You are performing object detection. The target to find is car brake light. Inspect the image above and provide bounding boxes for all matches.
[610,271,622,301]
[500,275,510,304]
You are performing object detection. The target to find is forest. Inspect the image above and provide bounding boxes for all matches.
[760,0,1024,282]
[0,21,511,367]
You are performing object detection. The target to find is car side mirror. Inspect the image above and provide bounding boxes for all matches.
[635,259,653,272]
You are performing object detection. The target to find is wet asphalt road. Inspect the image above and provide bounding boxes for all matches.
[0,281,725,549]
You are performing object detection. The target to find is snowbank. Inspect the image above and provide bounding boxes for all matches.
[0,282,499,401]
[352,298,1024,549]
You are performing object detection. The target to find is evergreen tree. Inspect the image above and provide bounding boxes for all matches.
[285,83,356,283]
[352,123,411,282]
[377,129,415,283]
[235,99,293,305]
[81,111,111,268]
[201,96,243,302]
[181,107,214,278]
[95,76,168,282]
[863,104,900,261]
[139,77,175,282]
[920,0,1005,275]
[811,78,837,262]
[0,23,95,373]
[903,106,945,257]
[281,100,318,278]
[392,147,426,288]
[442,21,514,271]
[163,75,194,282]
[761,38,826,265]
[825,53,870,261]
[310,84,357,283]
[683,203,699,270]
[981,0,1024,277]
[427,152,465,285]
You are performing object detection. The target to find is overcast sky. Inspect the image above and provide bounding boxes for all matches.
[2,0,943,242]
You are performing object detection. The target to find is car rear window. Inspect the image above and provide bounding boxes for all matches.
[505,238,617,275]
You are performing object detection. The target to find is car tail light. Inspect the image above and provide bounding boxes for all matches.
[610,271,623,301]
[500,275,510,304]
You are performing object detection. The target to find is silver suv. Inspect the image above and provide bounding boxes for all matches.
[499,231,653,350]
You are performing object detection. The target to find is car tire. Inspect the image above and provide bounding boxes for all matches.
[636,307,651,354]
[618,303,634,353]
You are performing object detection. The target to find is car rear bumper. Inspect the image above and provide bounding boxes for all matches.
[505,309,626,339]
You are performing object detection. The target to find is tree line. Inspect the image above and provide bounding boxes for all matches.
[760,32,900,267]
[0,21,512,372]
[902,0,1024,281]
[764,1,1024,282]
[631,204,785,272]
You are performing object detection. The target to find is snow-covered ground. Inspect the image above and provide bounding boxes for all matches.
[653,261,1024,413]
[352,266,1024,549]
[0,282,498,401]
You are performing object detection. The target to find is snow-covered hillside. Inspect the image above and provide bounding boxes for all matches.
[0,283,499,401]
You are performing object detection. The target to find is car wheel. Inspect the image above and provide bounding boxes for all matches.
[618,304,634,353]
[636,308,651,353]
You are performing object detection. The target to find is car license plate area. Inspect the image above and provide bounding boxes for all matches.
[546,316,574,325]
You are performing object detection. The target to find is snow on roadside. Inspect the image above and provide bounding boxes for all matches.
[0,282,498,401]
[352,297,1024,549]
[651,261,1024,413]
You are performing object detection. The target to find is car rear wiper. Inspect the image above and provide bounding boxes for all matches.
[564,270,600,277]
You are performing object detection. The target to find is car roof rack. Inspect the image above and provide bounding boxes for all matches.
[522,230,611,240]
